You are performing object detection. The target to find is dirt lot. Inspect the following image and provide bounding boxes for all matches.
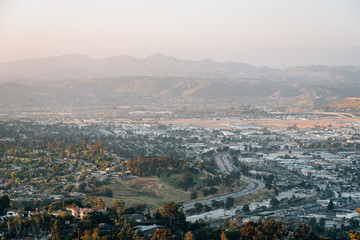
[162,113,360,129]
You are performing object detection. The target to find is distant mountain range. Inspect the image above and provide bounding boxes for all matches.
[0,54,274,81]
[1,53,359,82]
[0,54,360,111]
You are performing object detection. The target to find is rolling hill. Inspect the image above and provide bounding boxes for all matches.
[325,98,360,112]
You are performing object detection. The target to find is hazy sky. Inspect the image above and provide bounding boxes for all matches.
[1,0,360,67]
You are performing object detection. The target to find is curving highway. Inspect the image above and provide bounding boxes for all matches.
[182,153,265,211]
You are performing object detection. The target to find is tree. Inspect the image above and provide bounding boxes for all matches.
[65,184,75,192]
[128,155,181,177]
[317,218,325,234]
[40,213,52,235]
[194,203,203,213]
[134,203,146,213]
[240,218,287,240]
[350,218,359,229]
[225,197,235,209]
[270,198,280,207]
[227,222,242,240]
[294,224,322,240]
[117,224,135,240]
[0,194,10,214]
[294,224,310,240]
[92,179,101,188]
[208,187,218,195]
[221,231,228,240]
[14,216,24,239]
[349,209,360,239]
[151,228,172,240]
[190,191,197,200]
[198,162,204,170]
[178,173,194,189]
[184,231,194,240]
[327,198,334,211]
[62,199,83,208]
[241,221,258,240]
[77,182,87,192]
[221,218,230,230]
[309,218,317,231]
[242,204,250,213]
[100,187,113,198]
[6,217,13,239]
[256,218,286,240]
[81,229,93,240]
[30,214,41,237]
[50,220,64,240]
[160,202,186,226]
[112,199,125,215]
[350,230,360,240]
[96,198,105,209]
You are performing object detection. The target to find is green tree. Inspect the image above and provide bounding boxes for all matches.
[270,198,280,207]
[317,218,325,234]
[0,194,10,214]
[225,197,235,209]
[243,204,250,213]
[190,191,197,200]
[327,198,334,211]
[178,173,194,189]
[194,203,203,213]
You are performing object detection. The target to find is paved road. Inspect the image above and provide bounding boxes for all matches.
[182,153,265,211]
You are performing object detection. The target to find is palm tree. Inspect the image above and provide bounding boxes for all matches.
[21,218,29,239]
[7,217,13,239]
[29,216,35,237]
[34,214,41,237]
[14,216,23,240]
[41,213,46,235]
[30,214,41,237]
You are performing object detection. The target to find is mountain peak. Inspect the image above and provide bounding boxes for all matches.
[145,53,176,61]
[146,53,164,58]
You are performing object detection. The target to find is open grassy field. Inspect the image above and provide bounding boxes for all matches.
[103,176,190,208]
[103,171,245,209]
